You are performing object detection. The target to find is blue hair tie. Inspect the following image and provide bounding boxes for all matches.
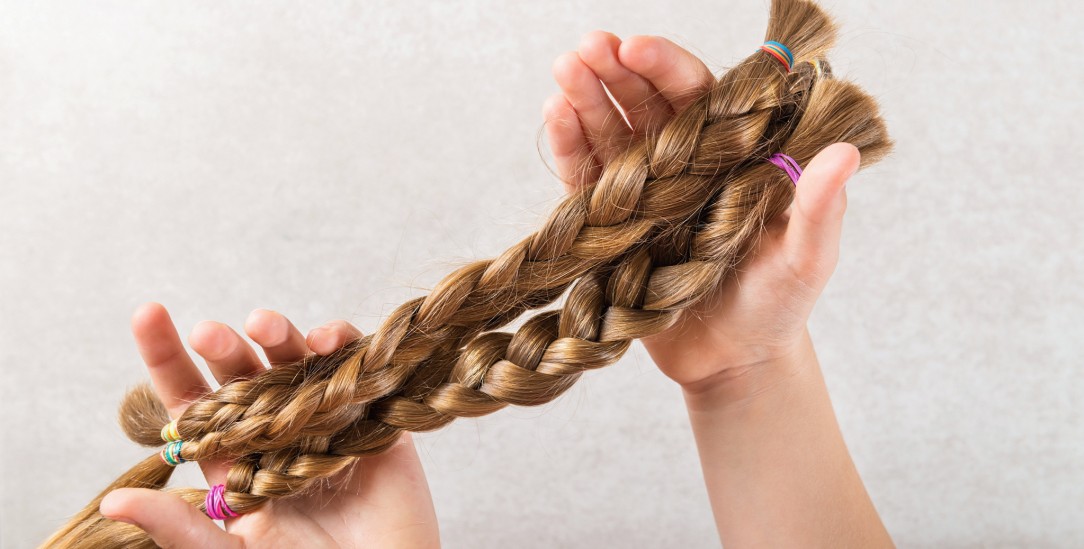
[760,41,794,72]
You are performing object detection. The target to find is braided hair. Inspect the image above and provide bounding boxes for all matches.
[43,0,892,546]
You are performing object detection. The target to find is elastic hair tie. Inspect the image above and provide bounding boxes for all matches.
[760,40,794,72]
[767,153,803,185]
[205,484,239,520]
[161,420,181,442]
[159,440,185,466]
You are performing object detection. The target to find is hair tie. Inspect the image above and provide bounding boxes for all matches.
[767,153,803,185]
[159,440,186,466]
[760,40,794,72]
[205,484,239,520]
[161,420,181,442]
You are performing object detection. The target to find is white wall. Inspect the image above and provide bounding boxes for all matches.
[2,1,1081,547]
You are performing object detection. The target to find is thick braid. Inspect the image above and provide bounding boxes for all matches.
[43,1,896,547]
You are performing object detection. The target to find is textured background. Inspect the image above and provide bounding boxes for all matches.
[2,0,1081,547]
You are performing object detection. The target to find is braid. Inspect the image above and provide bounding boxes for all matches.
[42,0,893,547]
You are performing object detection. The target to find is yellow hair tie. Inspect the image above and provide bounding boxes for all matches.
[161,420,181,442]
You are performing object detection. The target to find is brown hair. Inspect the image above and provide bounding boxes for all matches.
[43,0,892,546]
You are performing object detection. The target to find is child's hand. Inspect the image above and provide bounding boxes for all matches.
[544,33,861,396]
[99,303,440,548]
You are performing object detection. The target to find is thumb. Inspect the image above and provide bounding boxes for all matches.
[100,487,242,549]
[782,142,861,288]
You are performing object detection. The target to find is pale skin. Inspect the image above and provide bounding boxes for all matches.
[98,32,892,547]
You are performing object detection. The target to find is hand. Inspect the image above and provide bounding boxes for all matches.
[99,303,440,549]
[543,32,860,395]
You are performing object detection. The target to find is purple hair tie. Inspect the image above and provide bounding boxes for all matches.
[205,484,239,520]
[767,153,803,185]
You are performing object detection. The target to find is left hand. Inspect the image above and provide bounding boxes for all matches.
[544,32,858,395]
[99,302,440,548]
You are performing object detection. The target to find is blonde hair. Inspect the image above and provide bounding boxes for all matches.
[43,0,892,546]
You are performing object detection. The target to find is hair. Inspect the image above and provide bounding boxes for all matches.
[42,0,892,546]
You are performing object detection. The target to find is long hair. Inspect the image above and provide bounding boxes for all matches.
[42,0,892,546]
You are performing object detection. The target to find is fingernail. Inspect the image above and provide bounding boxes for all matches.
[267,313,290,346]
[252,309,289,347]
[193,321,236,360]
[312,325,344,355]
[846,145,861,181]
[307,328,326,350]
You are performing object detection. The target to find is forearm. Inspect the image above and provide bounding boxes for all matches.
[682,328,893,548]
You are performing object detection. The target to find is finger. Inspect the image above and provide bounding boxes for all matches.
[188,321,265,385]
[543,92,600,193]
[551,50,633,164]
[306,319,364,356]
[617,35,715,113]
[577,31,673,136]
[782,143,861,290]
[131,302,211,419]
[244,308,310,366]
[100,488,243,549]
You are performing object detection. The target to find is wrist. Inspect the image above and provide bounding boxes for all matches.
[678,327,893,547]
[680,329,816,412]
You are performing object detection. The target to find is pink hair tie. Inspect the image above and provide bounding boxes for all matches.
[205,484,239,520]
[767,153,803,185]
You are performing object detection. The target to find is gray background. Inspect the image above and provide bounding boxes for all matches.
[1,0,1081,547]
